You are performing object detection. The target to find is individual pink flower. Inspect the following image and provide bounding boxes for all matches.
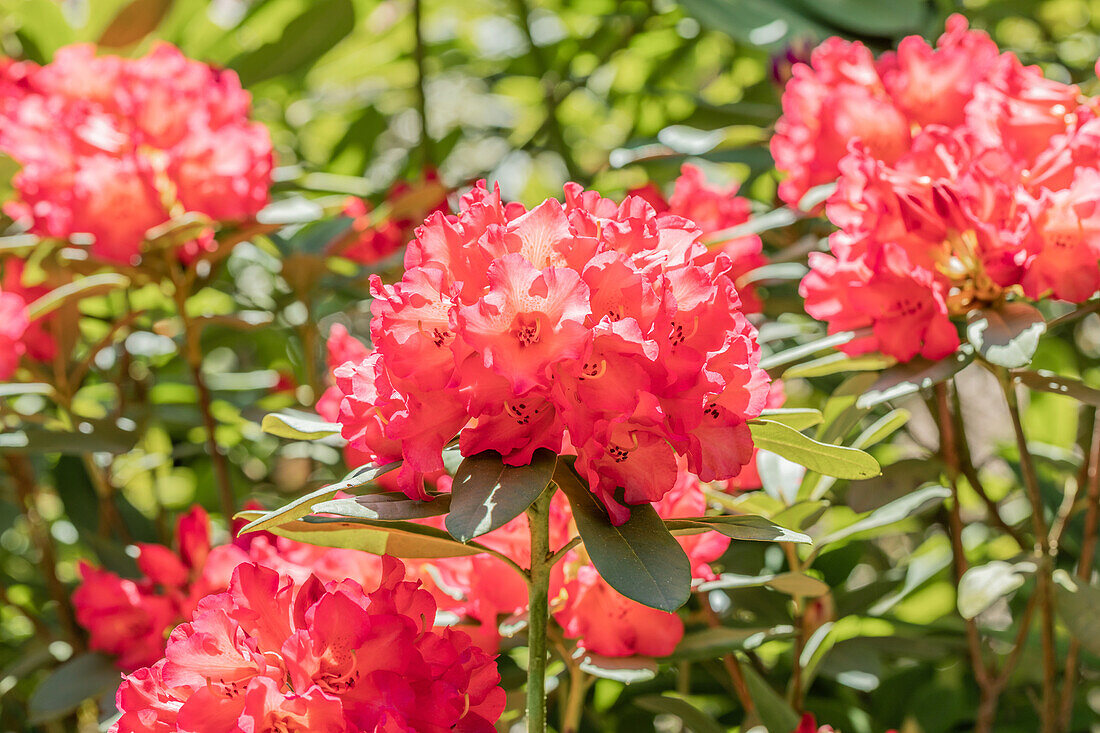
[333,181,770,520]
[0,43,272,264]
[112,559,506,733]
[1017,168,1100,302]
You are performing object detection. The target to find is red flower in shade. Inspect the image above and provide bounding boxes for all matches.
[0,43,272,265]
[112,559,505,733]
[73,506,385,671]
[333,172,451,267]
[0,285,30,379]
[333,181,769,522]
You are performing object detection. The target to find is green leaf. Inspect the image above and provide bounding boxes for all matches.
[957,561,1034,620]
[26,273,131,321]
[28,653,119,723]
[663,626,795,661]
[635,694,726,733]
[698,571,828,597]
[749,419,880,480]
[556,463,691,612]
[0,383,52,398]
[851,409,910,450]
[855,348,974,409]
[678,0,830,50]
[757,407,823,431]
[261,411,341,441]
[665,515,811,544]
[788,0,927,35]
[576,652,658,684]
[705,207,798,243]
[237,460,401,534]
[240,513,490,559]
[740,662,801,733]
[312,494,451,522]
[1013,370,1100,407]
[1053,570,1100,657]
[97,0,174,47]
[229,0,355,86]
[967,303,1046,369]
[816,485,950,548]
[783,351,896,379]
[446,449,557,542]
[760,329,871,371]
[0,418,139,454]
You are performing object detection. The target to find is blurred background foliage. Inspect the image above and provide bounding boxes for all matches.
[2,0,1100,731]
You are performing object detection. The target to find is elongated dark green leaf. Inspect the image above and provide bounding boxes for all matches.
[665,515,811,544]
[816,485,950,548]
[758,407,822,431]
[760,328,872,371]
[741,662,801,733]
[749,419,880,479]
[855,348,974,409]
[26,273,130,320]
[446,449,557,542]
[698,571,827,597]
[229,0,355,85]
[967,303,1046,369]
[1054,570,1100,656]
[635,695,725,733]
[783,352,896,379]
[261,411,341,441]
[852,409,910,450]
[28,653,119,723]
[312,494,451,521]
[1014,370,1100,406]
[255,515,489,558]
[556,464,691,612]
[0,418,139,454]
[237,460,401,534]
[788,0,927,35]
[679,0,830,50]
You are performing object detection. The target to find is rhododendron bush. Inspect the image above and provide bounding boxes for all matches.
[4,2,1100,733]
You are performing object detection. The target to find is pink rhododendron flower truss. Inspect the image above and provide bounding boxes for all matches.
[333,180,771,522]
[0,281,31,380]
[787,16,1100,362]
[630,164,767,312]
[74,505,384,671]
[112,558,505,733]
[0,43,272,265]
[417,465,729,658]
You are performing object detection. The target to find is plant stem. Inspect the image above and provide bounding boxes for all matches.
[1000,374,1059,733]
[561,661,590,733]
[701,595,755,715]
[934,383,998,733]
[412,0,433,165]
[3,455,81,648]
[1060,409,1100,727]
[525,487,554,733]
[170,273,235,520]
[781,542,805,711]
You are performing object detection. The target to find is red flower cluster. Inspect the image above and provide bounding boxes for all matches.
[335,182,770,522]
[111,558,505,733]
[73,506,382,671]
[631,164,767,312]
[0,276,32,379]
[418,465,730,658]
[0,43,272,264]
[778,16,1100,362]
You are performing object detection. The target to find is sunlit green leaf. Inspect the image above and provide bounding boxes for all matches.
[749,419,880,479]
[446,449,556,542]
[967,303,1046,369]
